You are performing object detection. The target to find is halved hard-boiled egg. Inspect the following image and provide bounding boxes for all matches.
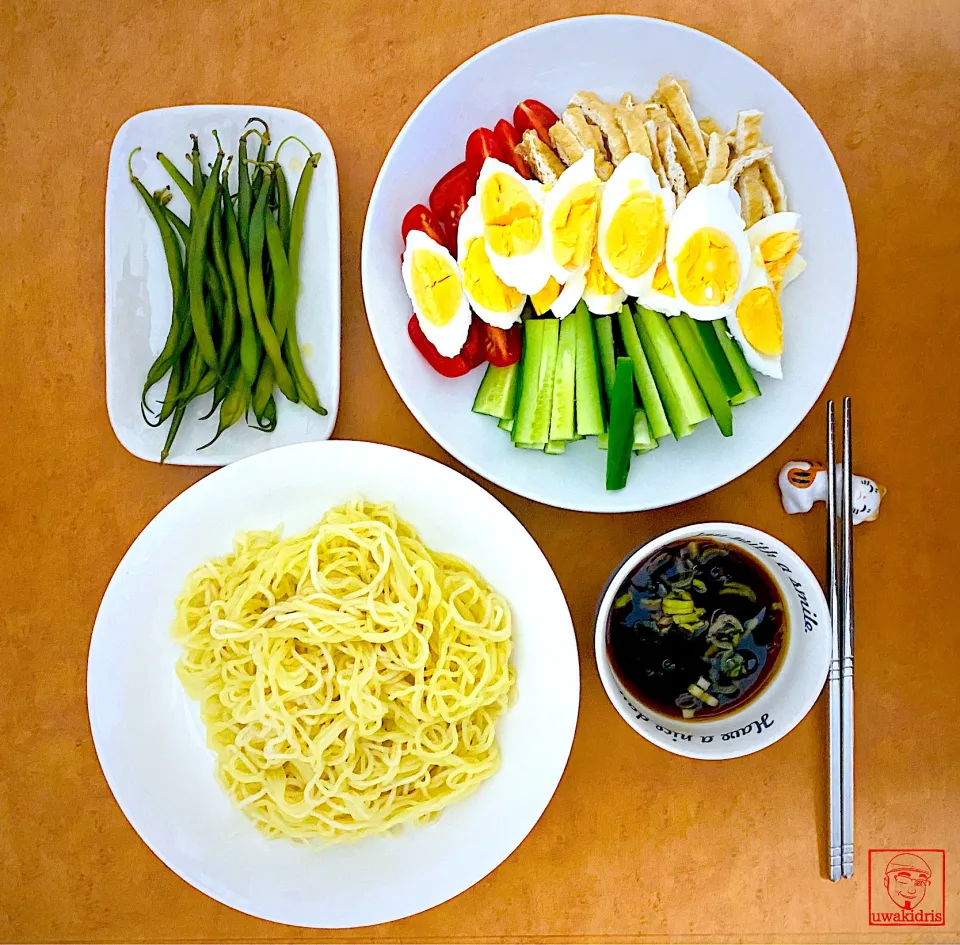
[476,157,551,295]
[457,197,526,329]
[747,212,806,293]
[401,229,472,357]
[634,253,681,318]
[665,181,752,321]
[542,151,602,285]
[583,244,627,315]
[529,274,583,319]
[726,249,783,378]
[597,152,676,297]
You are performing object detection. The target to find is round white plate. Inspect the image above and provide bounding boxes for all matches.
[88,441,579,927]
[361,15,857,512]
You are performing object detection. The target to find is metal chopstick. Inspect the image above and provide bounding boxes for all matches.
[840,397,855,878]
[826,401,842,881]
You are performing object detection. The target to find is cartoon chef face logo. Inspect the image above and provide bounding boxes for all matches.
[885,853,932,909]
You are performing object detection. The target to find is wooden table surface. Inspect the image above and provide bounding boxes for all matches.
[3,0,958,941]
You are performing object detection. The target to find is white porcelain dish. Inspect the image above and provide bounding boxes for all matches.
[361,15,857,512]
[594,522,830,759]
[87,441,579,927]
[106,105,340,465]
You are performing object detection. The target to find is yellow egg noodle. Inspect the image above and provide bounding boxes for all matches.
[173,498,514,842]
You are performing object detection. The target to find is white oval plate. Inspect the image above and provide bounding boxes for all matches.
[361,16,856,512]
[87,441,579,928]
[106,105,340,465]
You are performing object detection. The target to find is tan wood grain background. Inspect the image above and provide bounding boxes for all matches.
[2,0,958,941]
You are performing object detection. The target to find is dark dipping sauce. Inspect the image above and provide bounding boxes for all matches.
[606,538,787,720]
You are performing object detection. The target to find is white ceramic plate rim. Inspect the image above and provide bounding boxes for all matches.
[361,15,857,512]
[87,441,579,927]
[105,104,341,466]
[593,522,831,759]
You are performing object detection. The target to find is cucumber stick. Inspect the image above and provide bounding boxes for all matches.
[633,409,656,452]
[545,440,567,455]
[617,305,670,440]
[713,321,762,405]
[498,416,515,433]
[472,362,519,420]
[550,313,577,441]
[606,357,636,491]
[693,318,741,401]
[595,315,617,405]
[670,315,733,437]
[529,317,559,445]
[633,305,709,438]
[573,303,606,436]
[513,319,544,443]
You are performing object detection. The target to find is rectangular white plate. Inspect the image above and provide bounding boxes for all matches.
[106,105,340,465]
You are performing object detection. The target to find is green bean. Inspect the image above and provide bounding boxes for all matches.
[162,204,191,248]
[177,340,207,405]
[222,177,260,387]
[187,134,224,369]
[251,358,276,428]
[199,362,247,450]
[160,402,187,463]
[201,347,240,420]
[250,122,271,206]
[275,165,291,251]
[247,167,297,401]
[264,211,294,345]
[289,152,320,285]
[283,150,325,415]
[143,352,183,428]
[157,152,198,212]
[189,134,204,194]
[210,169,237,372]
[237,133,253,258]
[129,149,189,415]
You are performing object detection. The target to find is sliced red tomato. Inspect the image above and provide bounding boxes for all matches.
[400,204,447,246]
[407,314,485,378]
[429,162,474,245]
[493,119,529,178]
[513,99,559,146]
[465,127,508,181]
[481,322,523,366]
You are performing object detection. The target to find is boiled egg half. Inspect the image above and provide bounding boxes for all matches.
[726,249,784,379]
[597,152,676,297]
[665,181,751,321]
[401,229,472,357]
[476,158,551,295]
[747,212,806,293]
[457,197,526,328]
[542,150,602,285]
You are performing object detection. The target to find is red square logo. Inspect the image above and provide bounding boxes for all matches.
[869,850,945,926]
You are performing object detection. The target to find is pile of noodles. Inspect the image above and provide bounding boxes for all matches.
[173,498,514,841]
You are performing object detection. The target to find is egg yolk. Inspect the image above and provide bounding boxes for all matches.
[737,286,783,355]
[651,256,675,297]
[674,227,740,306]
[758,231,801,291]
[409,249,461,327]
[585,248,620,296]
[550,181,600,270]
[605,186,666,278]
[462,237,524,313]
[480,173,542,258]
[530,277,561,315]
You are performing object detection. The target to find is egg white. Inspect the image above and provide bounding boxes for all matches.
[747,211,806,291]
[725,251,782,379]
[401,229,472,358]
[597,153,676,297]
[457,198,526,329]
[665,182,752,322]
[476,157,552,296]
[634,260,682,318]
[542,150,601,285]
[550,270,586,319]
